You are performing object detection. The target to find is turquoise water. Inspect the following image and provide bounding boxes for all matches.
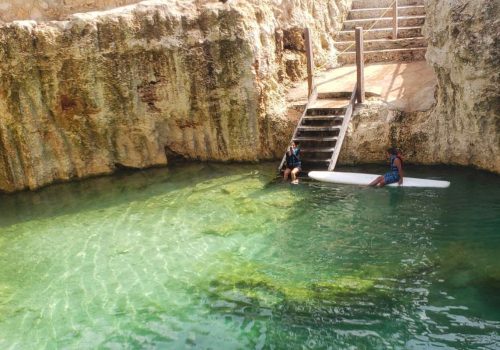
[0,163,499,349]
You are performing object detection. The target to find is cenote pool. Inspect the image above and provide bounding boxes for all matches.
[0,163,499,349]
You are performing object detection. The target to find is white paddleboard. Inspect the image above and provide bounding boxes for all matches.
[308,171,450,188]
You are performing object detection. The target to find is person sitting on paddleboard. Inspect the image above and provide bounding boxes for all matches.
[369,147,404,187]
[283,141,301,184]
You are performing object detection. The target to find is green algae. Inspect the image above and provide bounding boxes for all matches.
[207,258,387,309]
[436,242,500,290]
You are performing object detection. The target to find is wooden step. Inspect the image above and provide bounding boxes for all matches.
[302,115,344,121]
[310,99,350,109]
[300,159,332,169]
[302,120,343,127]
[302,118,343,127]
[352,0,424,9]
[348,5,425,20]
[343,15,425,30]
[335,37,426,52]
[293,136,338,142]
[338,47,426,64]
[306,108,345,116]
[301,147,336,153]
[297,126,341,132]
[337,26,422,41]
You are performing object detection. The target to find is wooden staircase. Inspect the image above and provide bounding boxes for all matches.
[280,2,427,176]
[295,103,344,171]
[336,0,426,64]
[279,89,357,173]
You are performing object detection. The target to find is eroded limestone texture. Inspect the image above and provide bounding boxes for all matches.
[422,0,499,172]
[0,0,141,23]
[0,0,349,192]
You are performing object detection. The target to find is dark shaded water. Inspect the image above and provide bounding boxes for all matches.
[0,163,499,349]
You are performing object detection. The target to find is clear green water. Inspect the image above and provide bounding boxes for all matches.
[0,163,499,349]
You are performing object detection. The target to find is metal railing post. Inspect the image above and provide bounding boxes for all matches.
[304,28,314,99]
[355,27,365,104]
[392,0,398,39]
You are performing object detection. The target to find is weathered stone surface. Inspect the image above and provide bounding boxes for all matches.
[422,0,499,173]
[340,94,499,173]
[0,0,350,192]
[0,0,141,23]
[340,99,394,165]
[340,99,440,166]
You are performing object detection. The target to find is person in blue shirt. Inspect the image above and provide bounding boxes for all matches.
[369,147,404,187]
[284,141,301,184]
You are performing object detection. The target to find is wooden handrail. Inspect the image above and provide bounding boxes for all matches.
[355,27,365,103]
[392,0,398,39]
[327,85,357,171]
[329,26,365,171]
[304,28,315,99]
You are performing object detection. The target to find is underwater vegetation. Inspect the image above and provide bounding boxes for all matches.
[202,253,433,320]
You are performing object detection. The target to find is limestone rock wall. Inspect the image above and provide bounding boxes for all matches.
[422,0,499,172]
[0,0,350,192]
[340,100,439,166]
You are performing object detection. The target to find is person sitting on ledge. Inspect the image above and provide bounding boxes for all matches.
[369,147,404,187]
[283,141,301,185]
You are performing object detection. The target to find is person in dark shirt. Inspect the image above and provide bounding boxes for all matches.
[283,141,301,184]
[369,147,404,187]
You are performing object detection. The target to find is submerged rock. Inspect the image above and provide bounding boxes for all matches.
[209,259,393,309]
[187,173,298,236]
[436,242,500,291]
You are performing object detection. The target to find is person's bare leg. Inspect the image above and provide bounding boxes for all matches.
[291,168,300,184]
[283,168,291,181]
[369,176,383,186]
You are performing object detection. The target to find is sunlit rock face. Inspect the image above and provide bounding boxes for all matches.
[0,0,141,23]
[0,0,349,192]
[422,0,499,173]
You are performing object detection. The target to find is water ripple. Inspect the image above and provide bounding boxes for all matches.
[0,163,499,349]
